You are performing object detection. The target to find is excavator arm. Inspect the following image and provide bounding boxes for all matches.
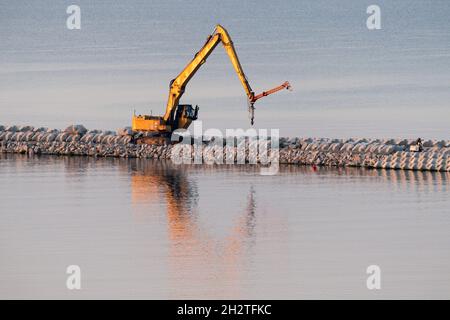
[132,24,291,135]
[163,25,289,125]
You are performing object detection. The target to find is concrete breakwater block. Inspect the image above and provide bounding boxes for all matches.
[0,125,449,172]
[64,124,87,136]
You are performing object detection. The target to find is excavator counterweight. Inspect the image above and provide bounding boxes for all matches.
[132,25,291,137]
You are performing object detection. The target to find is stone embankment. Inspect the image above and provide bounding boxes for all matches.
[1,125,449,172]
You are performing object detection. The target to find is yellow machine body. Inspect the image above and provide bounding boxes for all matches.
[132,115,168,132]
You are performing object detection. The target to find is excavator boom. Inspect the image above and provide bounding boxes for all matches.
[163,25,255,122]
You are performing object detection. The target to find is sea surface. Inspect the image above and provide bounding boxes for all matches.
[0,154,449,299]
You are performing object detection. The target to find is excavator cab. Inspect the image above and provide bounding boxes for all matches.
[173,104,199,130]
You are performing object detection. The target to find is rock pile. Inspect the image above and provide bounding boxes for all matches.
[1,125,449,172]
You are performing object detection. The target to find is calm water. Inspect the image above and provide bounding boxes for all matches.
[1,0,450,138]
[0,154,449,299]
[1,0,450,299]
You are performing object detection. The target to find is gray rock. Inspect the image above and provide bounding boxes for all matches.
[37,133,49,142]
[120,136,132,144]
[46,133,57,142]
[422,140,434,148]
[24,131,34,140]
[6,125,19,132]
[93,133,105,143]
[385,139,396,145]
[57,132,70,142]
[0,132,8,141]
[117,127,133,136]
[81,133,95,143]
[12,132,23,141]
[19,126,34,132]
[66,135,80,143]
[435,140,446,148]
[64,124,87,136]
[4,132,14,141]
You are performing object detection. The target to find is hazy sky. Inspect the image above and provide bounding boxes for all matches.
[1,0,449,138]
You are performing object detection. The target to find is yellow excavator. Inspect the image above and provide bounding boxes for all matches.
[132,24,291,139]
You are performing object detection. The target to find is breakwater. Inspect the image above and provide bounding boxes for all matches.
[1,125,449,172]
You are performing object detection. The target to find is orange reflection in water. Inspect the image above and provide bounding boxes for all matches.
[130,160,256,298]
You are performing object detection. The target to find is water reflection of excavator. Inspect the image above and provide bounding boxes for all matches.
[132,25,291,141]
[130,161,198,221]
[130,161,255,239]
[130,161,257,296]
